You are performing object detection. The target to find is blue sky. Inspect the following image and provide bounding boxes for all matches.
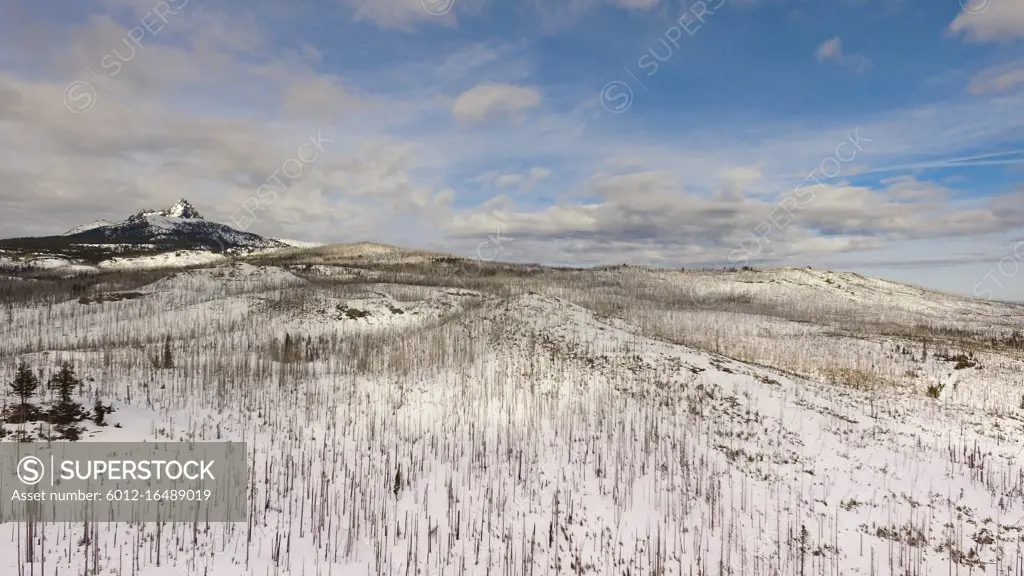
[0,0,1023,300]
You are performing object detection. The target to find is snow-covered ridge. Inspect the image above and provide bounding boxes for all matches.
[649,265,1016,323]
[96,250,226,270]
[275,238,325,248]
[60,200,206,237]
[63,220,113,236]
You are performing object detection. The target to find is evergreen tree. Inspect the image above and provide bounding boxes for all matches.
[48,361,83,424]
[283,333,295,363]
[93,398,110,426]
[305,336,315,362]
[8,362,40,422]
[162,335,174,369]
[393,465,403,498]
[10,362,38,403]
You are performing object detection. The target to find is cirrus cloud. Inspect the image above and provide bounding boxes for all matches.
[968,61,1024,94]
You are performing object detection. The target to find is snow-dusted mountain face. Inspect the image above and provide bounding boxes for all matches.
[0,199,288,269]
[162,198,204,219]
[62,219,113,236]
[1,257,1024,575]
[66,199,282,251]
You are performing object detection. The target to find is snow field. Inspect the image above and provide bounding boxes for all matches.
[1,262,1024,574]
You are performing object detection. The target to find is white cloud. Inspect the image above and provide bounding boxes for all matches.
[476,166,553,192]
[815,37,843,61]
[949,0,1024,42]
[815,36,873,73]
[451,83,542,123]
[445,173,1020,269]
[494,173,526,188]
[529,166,552,180]
[610,0,662,9]
[529,0,602,35]
[718,166,764,199]
[338,0,456,30]
[968,61,1024,94]
[280,75,365,122]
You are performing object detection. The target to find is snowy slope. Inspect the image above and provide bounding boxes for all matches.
[62,219,113,235]
[275,238,325,248]
[2,260,1024,575]
[675,266,1017,326]
[95,249,227,270]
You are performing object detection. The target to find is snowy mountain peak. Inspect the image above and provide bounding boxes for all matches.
[164,199,203,219]
[128,199,204,222]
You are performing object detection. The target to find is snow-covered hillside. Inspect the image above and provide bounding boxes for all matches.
[2,258,1024,575]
